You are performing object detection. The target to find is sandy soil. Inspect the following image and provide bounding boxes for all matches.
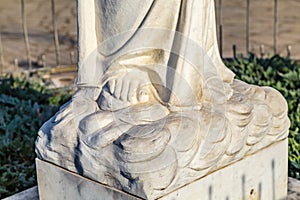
[0,0,299,73]
[0,0,77,72]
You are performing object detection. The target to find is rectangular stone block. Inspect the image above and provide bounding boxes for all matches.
[36,139,288,200]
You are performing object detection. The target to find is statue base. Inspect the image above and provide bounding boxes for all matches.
[36,139,288,200]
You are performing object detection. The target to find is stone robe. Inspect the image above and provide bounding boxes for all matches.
[77,0,234,107]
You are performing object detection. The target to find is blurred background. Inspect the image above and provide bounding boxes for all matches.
[0,0,77,73]
[0,0,299,74]
[216,0,300,58]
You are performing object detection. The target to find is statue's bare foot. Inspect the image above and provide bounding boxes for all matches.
[99,68,157,111]
[107,68,153,104]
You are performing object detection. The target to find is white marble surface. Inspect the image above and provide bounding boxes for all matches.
[37,139,288,200]
[35,0,290,199]
[160,139,288,200]
[8,176,300,200]
[3,187,39,200]
[288,177,300,200]
[36,159,140,200]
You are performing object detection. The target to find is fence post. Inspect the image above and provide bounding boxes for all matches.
[14,58,19,72]
[21,0,32,70]
[52,0,61,66]
[287,45,292,58]
[259,44,265,58]
[273,0,278,54]
[0,28,4,74]
[70,51,75,64]
[232,44,237,59]
[42,54,46,68]
[218,0,223,58]
[246,0,250,54]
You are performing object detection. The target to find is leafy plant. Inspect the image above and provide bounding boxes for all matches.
[224,53,300,180]
[0,75,72,198]
[1,54,300,198]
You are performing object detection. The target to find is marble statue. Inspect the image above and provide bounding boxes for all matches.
[36,0,290,199]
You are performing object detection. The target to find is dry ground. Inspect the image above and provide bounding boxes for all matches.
[0,0,299,73]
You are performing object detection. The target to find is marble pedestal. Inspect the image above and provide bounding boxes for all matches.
[36,139,288,200]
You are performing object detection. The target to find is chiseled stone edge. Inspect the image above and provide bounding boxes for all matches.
[4,177,300,200]
[3,186,39,200]
[288,177,300,200]
[4,178,300,200]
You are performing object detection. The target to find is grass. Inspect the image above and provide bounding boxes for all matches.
[0,75,72,198]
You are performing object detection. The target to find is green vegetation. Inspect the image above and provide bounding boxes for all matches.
[0,76,72,198]
[0,54,299,198]
[224,54,300,180]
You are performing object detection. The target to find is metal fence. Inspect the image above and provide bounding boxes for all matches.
[216,0,299,59]
[0,0,299,74]
[0,0,77,74]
